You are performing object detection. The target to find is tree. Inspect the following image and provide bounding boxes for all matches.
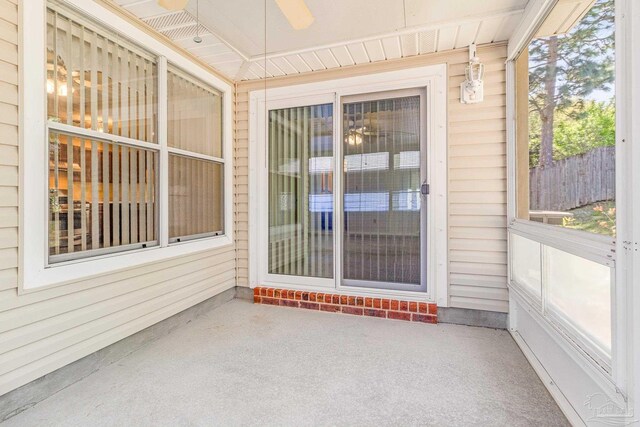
[528,0,615,168]
[528,100,615,167]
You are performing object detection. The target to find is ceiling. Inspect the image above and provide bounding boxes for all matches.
[114,0,529,81]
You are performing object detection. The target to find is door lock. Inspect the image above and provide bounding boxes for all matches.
[421,182,430,195]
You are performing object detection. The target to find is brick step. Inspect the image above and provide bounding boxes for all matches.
[253,287,437,324]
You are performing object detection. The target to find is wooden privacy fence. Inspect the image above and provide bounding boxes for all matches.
[530,146,615,211]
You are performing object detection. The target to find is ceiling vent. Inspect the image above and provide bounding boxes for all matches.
[142,10,210,41]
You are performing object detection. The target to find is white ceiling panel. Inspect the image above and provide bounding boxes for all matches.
[404,0,527,27]
[436,26,458,52]
[115,0,528,81]
[162,0,527,58]
[283,54,312,73]
[346,43,370,65]
[248,62,271,79]
[242,67,262,80]
[474,16,505,44]
[454,22,480,49]
[264,60,286,77]
[270,57,299,75]
[184,41,231,58]
[363,40,386,62]
[330,46,355,67]
[315,49,340,69]
[381,37,402,60]
[197,51,243,64]
[210,60,244,77]
[492,15,522,43]
[183,0,407,58]
[299,52,326,71]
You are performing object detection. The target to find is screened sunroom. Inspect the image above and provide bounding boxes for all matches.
[1,0,639,425]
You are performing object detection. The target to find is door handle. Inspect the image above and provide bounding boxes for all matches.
[421,182,430,196]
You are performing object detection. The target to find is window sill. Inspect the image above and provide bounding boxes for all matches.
[20,234,233,294]
[509,218,615,266]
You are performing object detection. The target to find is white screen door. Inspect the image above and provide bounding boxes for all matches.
[340,90,427,292]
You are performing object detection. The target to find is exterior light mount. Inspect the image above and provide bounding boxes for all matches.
[460,43,484,104]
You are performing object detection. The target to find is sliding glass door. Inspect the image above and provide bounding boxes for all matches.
[268,104,334,278]
[265,90,427,292]
[341,92,426,291]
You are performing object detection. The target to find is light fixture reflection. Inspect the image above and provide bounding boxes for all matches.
[46,79,73,97]
[346,127,365,146]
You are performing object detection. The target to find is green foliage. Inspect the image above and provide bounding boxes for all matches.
[528,0,615,114]
[528,101,615,167]
[527,0,615,167]
[562,201,616,236]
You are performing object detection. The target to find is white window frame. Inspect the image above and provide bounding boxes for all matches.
[19,0,234,291]
[166,64,226,243]
[249,64,448,304]
[505,0,633,409]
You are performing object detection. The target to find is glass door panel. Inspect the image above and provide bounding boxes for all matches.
[268,104,334,278]
[342,94,425,290]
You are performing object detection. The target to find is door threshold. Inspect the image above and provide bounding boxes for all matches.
[258,281,433,302]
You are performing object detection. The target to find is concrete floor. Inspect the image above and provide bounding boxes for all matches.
[3,299,568,426]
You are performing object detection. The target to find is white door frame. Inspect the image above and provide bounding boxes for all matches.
[338,88,428,293]
[249,64,448,305]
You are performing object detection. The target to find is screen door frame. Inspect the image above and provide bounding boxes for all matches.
[337,88,429,292]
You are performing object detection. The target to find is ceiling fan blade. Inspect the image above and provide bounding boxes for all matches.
[275,0,314,30]
[157,0,189,11]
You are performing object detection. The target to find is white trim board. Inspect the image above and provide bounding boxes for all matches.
[510,295,631,426]
[248,64,449,305]
[505,0,638,424]
[19,0,235,291]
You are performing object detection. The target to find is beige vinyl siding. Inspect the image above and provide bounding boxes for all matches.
[235,88,250,287]
[0,0,237,396]
[0,0,17,292]
[235,44,508,313]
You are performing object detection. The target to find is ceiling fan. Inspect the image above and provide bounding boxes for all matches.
[275,0,314,30]
[156,0,314,30]
[156,0,188,11]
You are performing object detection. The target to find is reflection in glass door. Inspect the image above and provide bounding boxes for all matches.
[342,93,426,291]
[268,104,334,278]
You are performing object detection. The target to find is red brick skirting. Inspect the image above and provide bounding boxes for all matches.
[253,287,437,324]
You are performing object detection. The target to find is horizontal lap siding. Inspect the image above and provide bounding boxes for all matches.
[235,88,250,287]
[0,0,238,396]
[235,44,508,312]
[448,46,508,313]
[0,247,236,395]
[0,0,17,292]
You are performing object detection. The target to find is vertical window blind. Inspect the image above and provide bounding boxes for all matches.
[168,156,223,240]
[48,131,157,258]
[46,8,157,140]
[268,104,334,278]
[167,68,224,241]
[167,69,222,157]
[46,6,158,262]
[342,96,421,286]
[45,3,226,263]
